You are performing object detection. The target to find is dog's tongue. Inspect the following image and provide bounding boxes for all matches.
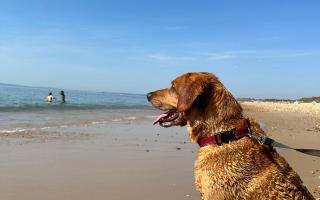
[153,113,169,125]
[153,109,177,125]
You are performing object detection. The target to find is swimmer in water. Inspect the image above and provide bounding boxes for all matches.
[60,90,65,103]
[46,92,54,103]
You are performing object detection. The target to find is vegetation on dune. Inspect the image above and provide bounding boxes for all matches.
[299,96,320,103]
[238,96,320,103]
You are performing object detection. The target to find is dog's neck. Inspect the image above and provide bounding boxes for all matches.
[187,115,244,142]
[187,83,244,142]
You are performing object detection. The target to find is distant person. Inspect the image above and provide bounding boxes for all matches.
[46,92,54,103]
[60,90,65,103]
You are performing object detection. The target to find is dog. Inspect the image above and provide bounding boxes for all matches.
[147,72,314,200]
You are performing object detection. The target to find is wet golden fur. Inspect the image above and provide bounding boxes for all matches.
[148,72,314,200]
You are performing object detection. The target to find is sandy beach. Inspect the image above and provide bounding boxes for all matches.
[0,102,320,200]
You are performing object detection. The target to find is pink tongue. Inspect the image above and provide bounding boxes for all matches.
[153,113,169,125]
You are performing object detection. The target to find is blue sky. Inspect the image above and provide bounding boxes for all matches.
[0,0,319,99]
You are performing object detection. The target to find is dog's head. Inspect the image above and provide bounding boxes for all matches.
[147,72,243,141]
[147,72,214,127]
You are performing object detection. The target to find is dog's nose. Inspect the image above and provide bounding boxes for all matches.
[146,92,153,101]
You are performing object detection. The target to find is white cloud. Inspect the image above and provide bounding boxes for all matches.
[148,53,171,60]
[135,49,319,65]
[147,53,194,61]
[206,53,236,60]
[270,52,316,58]
[204,50,318,60]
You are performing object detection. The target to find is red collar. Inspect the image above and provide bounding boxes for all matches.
[197,120,250,147]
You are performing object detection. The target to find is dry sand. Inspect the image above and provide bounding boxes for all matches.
[0,102,320,199]
[242,101,320,117]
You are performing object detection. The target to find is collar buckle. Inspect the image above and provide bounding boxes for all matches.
[247,131,274,146]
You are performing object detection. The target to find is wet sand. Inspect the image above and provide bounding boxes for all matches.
[0,103,320,199]
[0,121,200,200]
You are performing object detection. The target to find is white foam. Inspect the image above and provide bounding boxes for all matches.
[145,115,157,119]
[0,124,71,134]
[40,126,51,130]
[0,127,36,133]
[91,121,109,125]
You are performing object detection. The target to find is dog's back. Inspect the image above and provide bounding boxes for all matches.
[195,118,314,200]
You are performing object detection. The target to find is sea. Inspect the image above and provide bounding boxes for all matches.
[0,83,158,135]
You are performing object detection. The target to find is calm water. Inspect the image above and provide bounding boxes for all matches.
[0,83,157,134]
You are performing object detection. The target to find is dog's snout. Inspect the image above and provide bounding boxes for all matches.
[146,92,153,101]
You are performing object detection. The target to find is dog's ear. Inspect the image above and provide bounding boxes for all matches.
[177,79,206,112]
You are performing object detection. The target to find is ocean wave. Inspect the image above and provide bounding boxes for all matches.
[126,116,137,120]
[0,125,68,134]
[0,115,149,134]
[0,127,36,133]
[0,103,153,112]
[111,119,122,122]
[145,115,158,119]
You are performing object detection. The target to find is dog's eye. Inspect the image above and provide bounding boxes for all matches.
[170,85,176,93]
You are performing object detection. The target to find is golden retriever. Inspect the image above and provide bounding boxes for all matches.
[147,72,314,200]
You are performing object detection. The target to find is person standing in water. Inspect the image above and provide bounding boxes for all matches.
[60,90,66,103]
[46,92,54,103]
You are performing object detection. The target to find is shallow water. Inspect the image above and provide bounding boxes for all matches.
[0,83,158,134]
